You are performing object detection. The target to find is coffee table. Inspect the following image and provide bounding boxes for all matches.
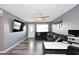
[43,42,70,55]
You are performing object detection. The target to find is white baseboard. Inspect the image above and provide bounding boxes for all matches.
[0,38,26,53]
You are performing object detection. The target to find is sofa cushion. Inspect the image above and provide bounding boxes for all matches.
[55,35,68,42]
[52,33,59,41]
[61,35,68,41]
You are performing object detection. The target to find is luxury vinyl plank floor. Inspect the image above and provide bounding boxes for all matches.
[1,38,43,55]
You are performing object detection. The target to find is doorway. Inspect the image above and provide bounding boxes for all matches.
[28,24,36,38]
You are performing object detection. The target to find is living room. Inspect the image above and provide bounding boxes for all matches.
[0,4,79,56]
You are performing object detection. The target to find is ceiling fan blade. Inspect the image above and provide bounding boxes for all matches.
[42,16,49,18]
[32,16,49,18]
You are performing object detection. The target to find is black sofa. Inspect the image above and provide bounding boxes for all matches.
[35,32,48,40]
[35,32,68,42]
[66,46,79,55]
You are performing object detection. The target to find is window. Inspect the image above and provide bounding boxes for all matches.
[36,24,48,32]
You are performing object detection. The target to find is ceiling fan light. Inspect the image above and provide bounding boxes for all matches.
[38,18,42,20]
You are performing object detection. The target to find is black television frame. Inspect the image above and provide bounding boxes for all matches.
[13,19,25,32]
[68,30,79,37]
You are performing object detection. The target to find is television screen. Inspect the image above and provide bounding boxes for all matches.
[68,30,79,37]
[13,21,21,30]
[13,20,25,32]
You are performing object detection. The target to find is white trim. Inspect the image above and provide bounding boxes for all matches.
[0,38,26,53]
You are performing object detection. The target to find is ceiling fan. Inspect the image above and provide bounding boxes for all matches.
[31,13,49,20]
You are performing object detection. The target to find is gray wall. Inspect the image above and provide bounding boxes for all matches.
[0,9,27,51]
[0,16,4,50]
[52,5,79,35]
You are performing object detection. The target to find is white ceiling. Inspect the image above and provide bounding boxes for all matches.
[0,4,77,22]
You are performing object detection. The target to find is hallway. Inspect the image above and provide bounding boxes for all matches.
[7,39,43,55]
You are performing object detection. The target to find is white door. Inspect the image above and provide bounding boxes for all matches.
[28,24,35,38]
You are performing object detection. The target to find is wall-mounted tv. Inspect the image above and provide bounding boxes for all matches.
[13,20,25,32]
[68,30,79,37]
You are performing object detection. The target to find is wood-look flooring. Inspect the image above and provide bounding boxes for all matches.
[0,38,43,55]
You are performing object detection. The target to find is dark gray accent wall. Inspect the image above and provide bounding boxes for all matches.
[52,5,79,35]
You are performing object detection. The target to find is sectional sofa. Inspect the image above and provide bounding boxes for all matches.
[35,32,68,42]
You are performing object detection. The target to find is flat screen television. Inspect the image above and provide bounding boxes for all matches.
[13,20,25,32]
[68,30,79,37]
